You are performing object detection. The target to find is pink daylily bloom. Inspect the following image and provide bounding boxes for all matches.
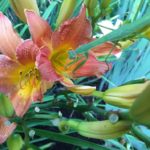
[0,13,51,143]
[0,118,16,144]
[0,5,120,143]
[25,6,120,87]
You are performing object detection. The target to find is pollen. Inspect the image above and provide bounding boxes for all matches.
[19,67,40,89]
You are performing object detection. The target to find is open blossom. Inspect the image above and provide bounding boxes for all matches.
[0,6,120,143]
[0,13,51,143]
[25,6,120,89]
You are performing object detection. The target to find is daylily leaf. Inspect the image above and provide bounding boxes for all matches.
[33,129,109,150]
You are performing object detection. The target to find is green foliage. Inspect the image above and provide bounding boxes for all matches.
[0,0,9,12]
[1,0,150,150]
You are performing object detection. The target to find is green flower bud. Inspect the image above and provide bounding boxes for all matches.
[101,0,111,9]
[7,134,24,150]
[129,84,150,127]
[59,119,131,139]
[0,93,14,117]
[56,0,76,28]
[68,85,96,96]
[9,0,39,22]
[117,39,136,49]
[84,0,98,17]
[139,27,150,39]
[93,81,150,108]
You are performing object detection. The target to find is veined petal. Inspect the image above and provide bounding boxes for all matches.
[32,80,53,102]
[36,47,60,82]
[31,83,42,102]
[0,117,16,144]
[0,12,22,59]
[16,39,39,65]
[52,6,92,50]
[11,76,49,116]
[31,80,43,102]
[91,42,121,57]
[0,55,20,94]
[25,10,52,47]
[11,82,32,117]
[40,80,53,94]
[73,53,111,77]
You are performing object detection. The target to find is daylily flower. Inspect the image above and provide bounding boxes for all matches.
[0,13,50,143]
[25,6,120,91]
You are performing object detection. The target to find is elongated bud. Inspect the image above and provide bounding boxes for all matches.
[129,84,150,127]
[84,0,90,6]
[84,0,98,17]
[59,119,131,139]
[139,27,150,39]
[0,93,14,117]
[56,0,76,28]
[101,0,111,9]
[9,0,39,22]
[93,81,150,108]
[68,85,96,96]
[117,39,136,49]
[7,134,24,150]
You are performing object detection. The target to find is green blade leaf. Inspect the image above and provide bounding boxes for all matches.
[34,129,110,150]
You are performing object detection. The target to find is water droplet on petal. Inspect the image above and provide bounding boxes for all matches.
[4,120,11,126]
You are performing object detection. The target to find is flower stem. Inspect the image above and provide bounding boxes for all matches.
[22,122,30,148]
[131,124,150,146]
[92,90,104,98]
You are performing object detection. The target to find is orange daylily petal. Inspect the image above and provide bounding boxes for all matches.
[0,80,51,144]
[0,55,20,94]
[25,10,52,47]
[16,39,39,65]
[0,117,16,144]
[91,42,121,57]
[73,53,112,78]
[52,6,92,50]
[0,12,22,59]
[31,81,43,102]
[11,78,51,116]
[40,80,54,94]
[11,82,32,117]
[31,85,42,102]
[36,47,60,82]
[32,80,53,102]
